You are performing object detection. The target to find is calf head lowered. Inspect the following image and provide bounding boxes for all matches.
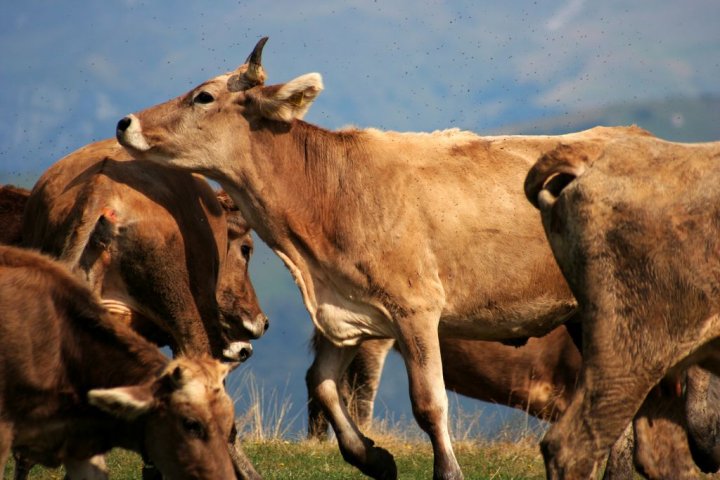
[90,356,236,479]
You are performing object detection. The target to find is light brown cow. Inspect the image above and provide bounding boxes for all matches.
[524,135,720,478]
[21,138,267,362]
[113,40,658,478]
[0,245,236,479]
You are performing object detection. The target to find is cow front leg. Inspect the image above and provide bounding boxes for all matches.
[396,315,462,480]
[306,334,396,479]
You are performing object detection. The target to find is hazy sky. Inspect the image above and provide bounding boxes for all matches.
[2,0,718,182]
[2,0,719,437]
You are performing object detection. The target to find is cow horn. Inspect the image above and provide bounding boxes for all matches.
[244,36,268,86]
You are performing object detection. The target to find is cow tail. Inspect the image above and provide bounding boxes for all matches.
[524,143,589,210]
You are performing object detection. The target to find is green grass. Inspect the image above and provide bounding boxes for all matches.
[4,439,546,479]
[244,439,546,479]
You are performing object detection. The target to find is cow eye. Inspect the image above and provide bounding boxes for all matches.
[240,244,252,260]
[193,91,215,104]
[181,417,207,440]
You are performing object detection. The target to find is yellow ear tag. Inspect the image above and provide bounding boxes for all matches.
[290,91,305,107]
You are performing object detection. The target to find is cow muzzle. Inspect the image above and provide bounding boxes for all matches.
[223,341,253,363]
[116,114,150,152]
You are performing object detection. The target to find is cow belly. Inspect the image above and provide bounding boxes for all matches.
[314,302,395,346]
[438,298,577,340]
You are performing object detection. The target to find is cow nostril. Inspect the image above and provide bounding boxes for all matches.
[117,116,132,133]
[263,316,270,331]
[239,346,253,362]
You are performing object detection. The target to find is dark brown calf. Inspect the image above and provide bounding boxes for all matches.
[0,245,235,479]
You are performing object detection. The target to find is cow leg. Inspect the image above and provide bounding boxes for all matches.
[602,422,634,480]
[395,316,462,480]
[0,423,11,479]
[11,451,34,480]
[306,334,396,479]
[229,438,261,480]
[685,366,720,473]
[308,335,394,439]
[64,455,108,480]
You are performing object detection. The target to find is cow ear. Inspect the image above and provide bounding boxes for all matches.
[88,385,154,420]
[250,73,323,122]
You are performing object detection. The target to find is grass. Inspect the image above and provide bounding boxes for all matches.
[4,438,546,479]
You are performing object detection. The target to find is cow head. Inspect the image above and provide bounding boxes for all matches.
[88,356,236,480]
[116,37,324,174]
[216,190,268,360]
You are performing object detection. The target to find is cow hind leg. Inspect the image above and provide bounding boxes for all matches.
[306,334,396,480]
[395,313,463,480]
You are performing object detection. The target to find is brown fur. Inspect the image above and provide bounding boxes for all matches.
[21,138,267,360]
[0,245,235,479]
[525,136,720,479]
[0,185,30,245]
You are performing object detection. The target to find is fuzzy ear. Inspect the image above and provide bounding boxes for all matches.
[251,73,324,122]
[88,385,154,420]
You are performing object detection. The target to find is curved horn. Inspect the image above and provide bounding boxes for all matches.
[228,37,269,91]
[245,36,268,86]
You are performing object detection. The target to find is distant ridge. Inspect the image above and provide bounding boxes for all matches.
[495,94,720,143]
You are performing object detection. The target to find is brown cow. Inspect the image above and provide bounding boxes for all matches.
[524,135,720,478]
[0,245,236,479]
[21,138,267,362]
[113,40,657,479]
[14,140,267,479]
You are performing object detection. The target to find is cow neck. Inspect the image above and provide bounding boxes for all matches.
[67,309,168,391]
[236,119,355,261]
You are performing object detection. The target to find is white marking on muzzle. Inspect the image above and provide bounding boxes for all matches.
[223,341,253,362]
[120,114,151,152]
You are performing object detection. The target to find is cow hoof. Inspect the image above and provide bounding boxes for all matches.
[361,445,397,480]
[340,437,397,480]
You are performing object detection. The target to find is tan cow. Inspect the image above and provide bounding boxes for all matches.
[113,40,660,478]
[524,135,720,478]
[0,245,236,479]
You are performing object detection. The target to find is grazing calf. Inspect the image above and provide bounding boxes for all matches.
[0,245,236,479]
[114,38,658,479]
[524,135,720,478]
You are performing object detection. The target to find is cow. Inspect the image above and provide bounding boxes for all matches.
[524,134,720,478]
[0,244,236,479]
[0,185,29,245]
[114,40,663,479]
[308,327,720,479]
[21,139,268,362]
